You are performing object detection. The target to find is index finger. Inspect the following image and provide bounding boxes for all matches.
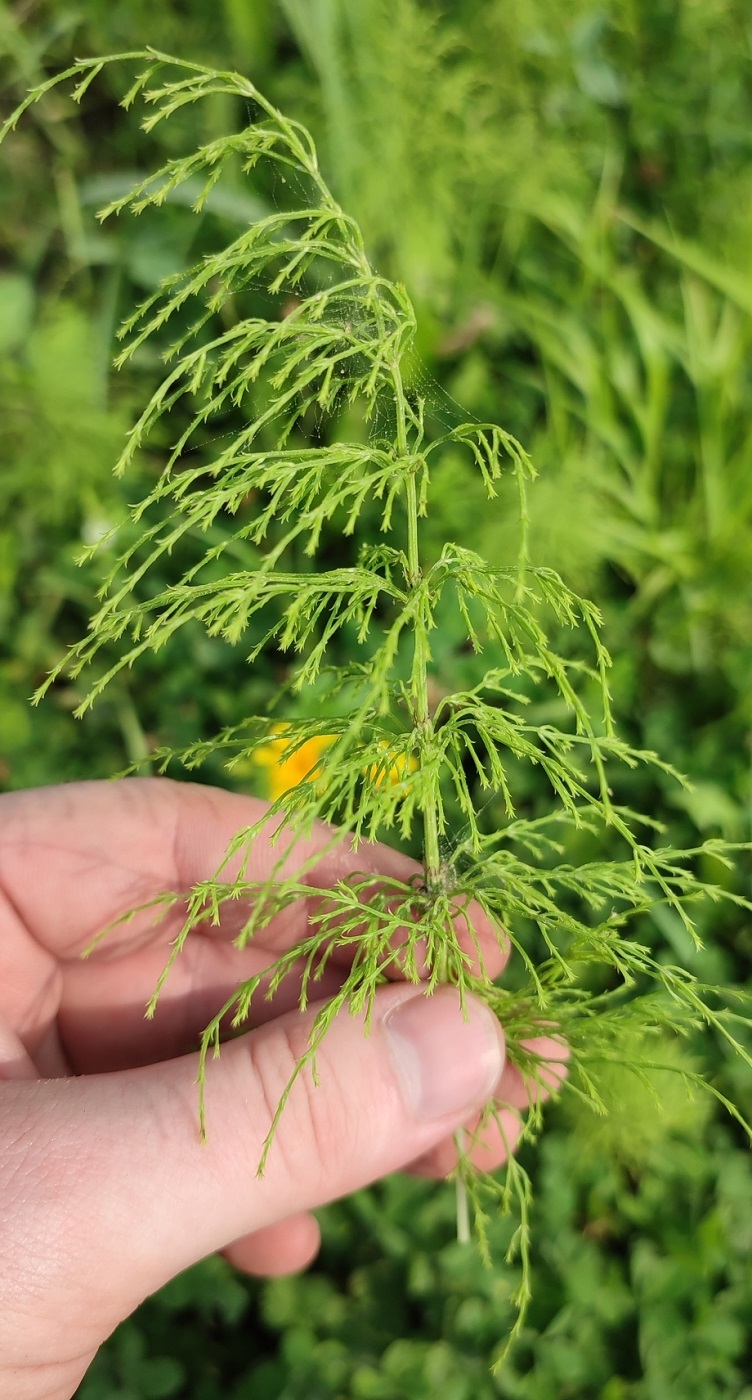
[0,778,507,979]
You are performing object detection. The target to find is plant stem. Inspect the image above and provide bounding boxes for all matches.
[393,360,442,897]
[396,361,471,1240]
[455,1128,471,1243]
[408,481,442,894]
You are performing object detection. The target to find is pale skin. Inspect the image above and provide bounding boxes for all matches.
[0,778,565,1400]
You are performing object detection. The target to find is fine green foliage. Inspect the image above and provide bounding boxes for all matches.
[4,48,752,1360]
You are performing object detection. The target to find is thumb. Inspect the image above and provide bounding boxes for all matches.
[1,986,504,1357]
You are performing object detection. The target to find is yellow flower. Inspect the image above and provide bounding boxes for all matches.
[253,726,334,801]
[253,729,418,801]
[368,740,419,789]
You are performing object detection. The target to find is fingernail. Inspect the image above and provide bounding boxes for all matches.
[383,990,505,1121]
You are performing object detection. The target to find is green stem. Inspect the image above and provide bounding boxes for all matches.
[393,360,442,896]
[396,362,468,1235]
[454,1129,470,1243]
[407,478,442,891]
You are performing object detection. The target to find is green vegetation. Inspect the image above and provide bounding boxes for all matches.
[2,3,752,1396]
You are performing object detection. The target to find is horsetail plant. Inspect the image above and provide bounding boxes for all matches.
[4,51,752,1357]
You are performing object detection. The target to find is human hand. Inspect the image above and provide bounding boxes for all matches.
[0,778,563,1400]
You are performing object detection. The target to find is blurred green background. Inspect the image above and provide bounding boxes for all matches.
[2,1,752,1396]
